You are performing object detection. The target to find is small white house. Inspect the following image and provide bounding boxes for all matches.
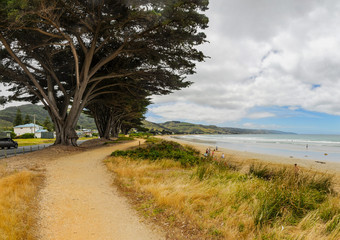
[35,129,49,138]
[13,123,44,136]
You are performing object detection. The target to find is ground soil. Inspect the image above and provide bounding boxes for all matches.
[1,139,165,240]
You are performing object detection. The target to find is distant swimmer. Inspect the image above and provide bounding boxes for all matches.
[306,144,308,149]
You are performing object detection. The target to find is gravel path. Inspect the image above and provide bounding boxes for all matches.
[38,141,165,240]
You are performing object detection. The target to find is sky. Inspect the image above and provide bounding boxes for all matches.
[146,0,340,134]
[1,1,340,134]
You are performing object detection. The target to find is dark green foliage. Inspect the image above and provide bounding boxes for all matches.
[115,136,134,141]
[10,131,16,139]
[43,116,54,131]
[111,140,201,166]
[129,132,153,139]
[145,137,162,144]
[23,114,31,124]
[16,133,34,139]
[13,109,23,126]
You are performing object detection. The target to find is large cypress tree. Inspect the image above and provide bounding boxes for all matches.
[0,0,209,145]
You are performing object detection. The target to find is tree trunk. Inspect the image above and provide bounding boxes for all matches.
[53,120,79,146]
[48,106,79,146]
[121,127,131,135]
[88,104,113,140]
[111,119,122,138]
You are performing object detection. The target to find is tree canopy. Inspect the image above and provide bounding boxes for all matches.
[13,108,23,126]
[0,0,209,145]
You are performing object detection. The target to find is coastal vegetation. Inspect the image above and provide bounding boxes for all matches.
[0,167,42,239]
[106,139,340,239]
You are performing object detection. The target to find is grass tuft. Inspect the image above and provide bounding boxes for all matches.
[0,170,42,240]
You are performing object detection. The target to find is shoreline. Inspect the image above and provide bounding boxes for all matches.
[160,136,340,175]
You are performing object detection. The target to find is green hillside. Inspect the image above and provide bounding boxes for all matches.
[143,120,292,135]
[0,119,13,129]
[0,105,291,134]
[141,120,171,132]
[0,104,96,129]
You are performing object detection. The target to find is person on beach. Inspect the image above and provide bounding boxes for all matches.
[306,144,308,149]
[294,163,299,176]
[216,146,218,151]
[221,153,225,159]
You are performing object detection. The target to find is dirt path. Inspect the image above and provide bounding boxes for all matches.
[38,141,165,240]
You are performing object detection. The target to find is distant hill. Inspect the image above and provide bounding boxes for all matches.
[142,120,293,135]
[0,104,96,129]
[0,105,292,134]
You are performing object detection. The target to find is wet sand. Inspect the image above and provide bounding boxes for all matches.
[161,136,340,175]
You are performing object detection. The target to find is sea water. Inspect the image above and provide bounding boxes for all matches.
[174,134,340,162]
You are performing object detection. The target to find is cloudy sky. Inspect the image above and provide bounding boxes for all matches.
[147,0,340,134]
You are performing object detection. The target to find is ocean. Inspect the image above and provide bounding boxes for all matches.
[174,134,340,162]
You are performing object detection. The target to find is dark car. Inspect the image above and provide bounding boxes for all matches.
[0,138,18,149]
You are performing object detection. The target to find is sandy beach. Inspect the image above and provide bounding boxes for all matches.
[161,136,340,175]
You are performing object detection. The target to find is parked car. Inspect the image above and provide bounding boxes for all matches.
[0,138,18,149]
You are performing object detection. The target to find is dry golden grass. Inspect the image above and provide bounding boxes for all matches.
[0,166,42,240]
[106,155,340,240]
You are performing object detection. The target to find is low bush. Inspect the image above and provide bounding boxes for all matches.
[111,140,201,166]
[15,133,35,139]
[129,132,153,138]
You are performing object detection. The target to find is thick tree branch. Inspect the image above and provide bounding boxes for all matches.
[0,33,62,122]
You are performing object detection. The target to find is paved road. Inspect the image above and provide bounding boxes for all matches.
[0,140,86,159]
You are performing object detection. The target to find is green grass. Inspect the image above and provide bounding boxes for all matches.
[16,138,55,146]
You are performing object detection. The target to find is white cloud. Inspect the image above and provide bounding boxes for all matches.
[247,112,275,119]
[150,0,340,124]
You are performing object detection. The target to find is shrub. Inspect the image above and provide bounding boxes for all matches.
[16,133,35,139]
[10,132,16,139]
[111,140,201,166]
[129,132,153,138]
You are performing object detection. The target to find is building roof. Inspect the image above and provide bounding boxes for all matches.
[14,123,43,128]
[35,129,48,133]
